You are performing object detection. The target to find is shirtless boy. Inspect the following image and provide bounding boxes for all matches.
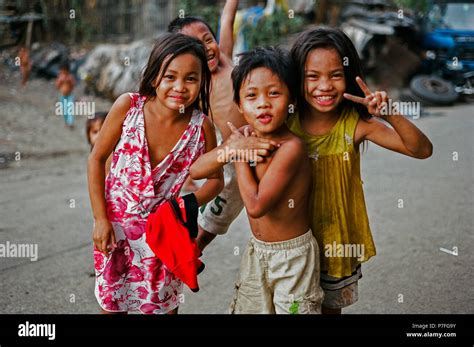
[192,47,324,314]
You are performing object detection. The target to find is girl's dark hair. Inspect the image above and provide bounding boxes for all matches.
[139,32,211,116]
[231,46,296,105]
[290,27,371,119]
[86,111,107,145]
[168,16,217,39]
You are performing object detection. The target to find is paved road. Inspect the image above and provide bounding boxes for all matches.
[1,75,473,313]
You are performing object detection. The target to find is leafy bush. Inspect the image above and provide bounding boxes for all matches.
[394,0,429,13]
[241,9,305,49]
[177,0,221,34]
[177,0,306,49]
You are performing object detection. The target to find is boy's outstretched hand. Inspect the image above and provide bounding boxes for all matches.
[343,76,394,118]
[219,0,239,59]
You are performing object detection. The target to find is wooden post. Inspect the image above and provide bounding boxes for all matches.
[316,0,328,24]
[26,19,33,48]
[168,0,177,25]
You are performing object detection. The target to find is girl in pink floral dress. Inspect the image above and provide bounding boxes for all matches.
[88,33,223,314]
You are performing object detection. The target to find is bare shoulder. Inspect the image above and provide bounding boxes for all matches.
[114,93,132,110]
[106,93,132,123]
[275,135,307,162]
[282,135,307,155]
[89,93,132,159]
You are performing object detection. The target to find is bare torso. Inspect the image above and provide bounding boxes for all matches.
[248,134,311,242]
[210,55,247,141]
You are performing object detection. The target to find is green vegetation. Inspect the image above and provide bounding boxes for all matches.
[241,8,305,49]
[178,0,306,49]
[394,0,430,14]
[178,0,221,34]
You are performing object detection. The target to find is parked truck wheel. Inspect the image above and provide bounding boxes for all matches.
[410,75,458,105]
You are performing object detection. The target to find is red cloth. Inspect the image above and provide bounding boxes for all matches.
[145,199,204,292]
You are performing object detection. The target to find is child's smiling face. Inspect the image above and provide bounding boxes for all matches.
[304,48,346,114]
[238,67,290,136]
[154,53,202,113]
[179,22,220,72]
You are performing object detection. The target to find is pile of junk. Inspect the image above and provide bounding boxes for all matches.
[2,0,472,108]
[0,9,88,82]
[340,0,474,106]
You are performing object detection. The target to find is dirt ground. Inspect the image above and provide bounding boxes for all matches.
[1,66,473,314]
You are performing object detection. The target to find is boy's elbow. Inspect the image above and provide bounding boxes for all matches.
[246,204,268,219]
[416,142,433,159]
[246,209,266,219]
[425,142,434,158]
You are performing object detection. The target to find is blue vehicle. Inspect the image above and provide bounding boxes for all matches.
[410,1,474,104]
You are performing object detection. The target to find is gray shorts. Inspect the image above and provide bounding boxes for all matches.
[320,264,362,309]
[198,161,244,235]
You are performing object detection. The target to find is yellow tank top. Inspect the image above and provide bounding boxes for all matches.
[287,107,376,278]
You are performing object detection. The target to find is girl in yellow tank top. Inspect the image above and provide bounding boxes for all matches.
[289,28,433,312]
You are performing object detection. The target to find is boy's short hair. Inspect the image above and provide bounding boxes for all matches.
[231,47,296,105]
[168,16,217,39]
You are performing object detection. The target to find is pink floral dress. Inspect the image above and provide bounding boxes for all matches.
[94,93,206,314]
